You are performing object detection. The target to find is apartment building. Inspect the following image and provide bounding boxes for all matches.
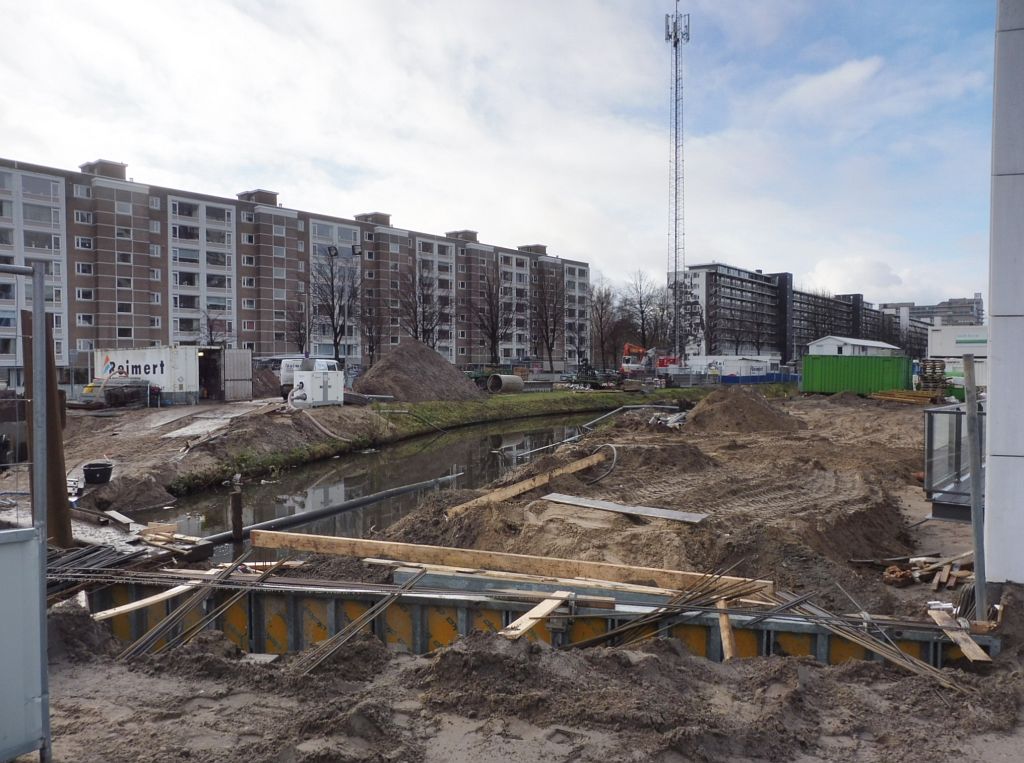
[673,262,929,363]
[0,157,590,386]
[879,292,985,327]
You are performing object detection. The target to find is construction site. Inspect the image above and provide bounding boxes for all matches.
[2,3,1022,763]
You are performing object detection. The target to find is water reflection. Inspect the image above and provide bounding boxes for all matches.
[136,414,591,541]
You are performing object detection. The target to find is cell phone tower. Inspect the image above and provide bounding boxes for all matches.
[666,3,689,362]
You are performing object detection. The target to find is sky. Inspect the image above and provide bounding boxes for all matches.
[0,0,997,306]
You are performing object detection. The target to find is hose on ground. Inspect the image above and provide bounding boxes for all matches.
[584,443,618,484]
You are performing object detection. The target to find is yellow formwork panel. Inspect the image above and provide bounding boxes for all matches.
[774,632,813,657]
[670,624,708,657]
[299,598,330,649]
[263,595,290,654]
[942,644,966,662]
[108,585,133,642]
[830,637,867,663]
[471,608,504,634]
[569,617,608,645]
[382,603,415,652]
[896,640,923,660]
[520,617,552,644]
[734,629,761,659]
[425,606,460,651]
[222,599,249,649]
[340,600,372,634]
[181,602,205,634]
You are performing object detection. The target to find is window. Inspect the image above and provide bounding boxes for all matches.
[205,229,230,246]
[172,224,200,240]
[0,311,14,328]
[243,233,255,245]
[459,281,466,289]
[117,327,133,339]
[297,220,305,232]
[73,184,91,199]
[150,244,161,257]
[273,245,285,258]
[206,274,228,289]
[273,288,285,299]
[365,251,375,260]
[175,271,198,287]
[243,298,256,309]
[149,220,160,234]
[390,336,399,345]
[116,201,132,215]
[117,252,132,264]
[115,226,132,240]
[207,250,228,267]
[366,270,375,279]
[75,236,93,250]
[273,310,285,320]
[206,206,231,224]
[241,211,254,223]
[243,320,255,331]
[172,247,200,264]
[390,280,398,289]
[150,292,161,304]
[419,242,434,253]
[150,268,161,281]
[364,232,374,241]
[75,262,93,276]
[273,267,285,279]
[274,331,286,341]
[116,277,131,289]
[76,288,94,300]
[458,330,466,339]
[74,210,93,224]
[297,241,304,252]
[242,277,255,288]
[242,255,255,266]
[273,224,285,236]
[24,231,59,250]
[76,313,94,327]
[149,196,161,210]
[77,339,94,351]
[116,302,132,314]
[149,316,161,328]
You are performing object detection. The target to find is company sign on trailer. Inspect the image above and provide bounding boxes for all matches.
[93,347,200,398]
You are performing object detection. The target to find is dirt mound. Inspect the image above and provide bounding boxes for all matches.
[285,554,394,584]
[252,367,281,399]
[48,602,118,662]
[354,340,483,402]
[77,473,177,513]
[828,390,864,404]
[687,386,806,433]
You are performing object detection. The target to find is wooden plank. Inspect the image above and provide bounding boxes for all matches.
[928,610,991,663]
[446,452,608,518]
[142,522,177,537]
[541,493,707,524]
[499,591,572,639]
[91,571,218,621]
[717,599,736,661]
[946,564,960,590]
[933,564,951,591]
[251,530,773,594]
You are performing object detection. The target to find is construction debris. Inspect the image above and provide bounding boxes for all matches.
[540,492,708,524]
[869,389,944,405]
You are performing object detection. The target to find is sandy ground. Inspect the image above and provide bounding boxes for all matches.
[26,389,1024,762]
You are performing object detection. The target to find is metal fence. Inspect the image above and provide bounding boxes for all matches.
[924,402,986,505]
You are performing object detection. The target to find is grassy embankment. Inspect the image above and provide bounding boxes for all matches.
[168,384,798,494]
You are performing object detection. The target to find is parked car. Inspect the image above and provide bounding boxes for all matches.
[278,358,340,400]
[80,377,159,407]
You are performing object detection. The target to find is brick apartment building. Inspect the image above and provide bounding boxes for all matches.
[673,262,930,363]
[0,157,589,386]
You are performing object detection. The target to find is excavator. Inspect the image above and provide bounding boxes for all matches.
[620,344,679,375]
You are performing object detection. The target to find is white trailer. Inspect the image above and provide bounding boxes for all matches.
[92,346,252,404]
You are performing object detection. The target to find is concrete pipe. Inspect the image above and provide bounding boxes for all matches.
[487,374,525,393]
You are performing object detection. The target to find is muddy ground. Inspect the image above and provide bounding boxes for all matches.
[29,389,1024,761]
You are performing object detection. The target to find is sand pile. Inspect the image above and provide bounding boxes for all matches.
[252,367,282,399]
[354,340,483,402]
[686,386,805,433]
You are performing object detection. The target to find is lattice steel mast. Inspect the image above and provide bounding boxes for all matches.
[666,3,689,361]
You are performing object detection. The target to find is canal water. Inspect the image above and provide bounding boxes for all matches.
[134,413,593,543]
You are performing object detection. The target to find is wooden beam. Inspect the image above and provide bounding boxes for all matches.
[251,530,773,593]
[446,452,609,518]
[91,571,217,621]
[500,591,572,639]
[928,610,991,663]
[717,599,736,661]
[541,493,707,524]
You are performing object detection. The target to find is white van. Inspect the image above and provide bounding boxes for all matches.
[279,358,340,399]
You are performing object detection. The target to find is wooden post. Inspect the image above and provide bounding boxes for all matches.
[21,309,73,547]
[717,599,736,662]
[230,490,243,542]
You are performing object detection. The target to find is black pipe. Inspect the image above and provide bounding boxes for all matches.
[202,472,463,546]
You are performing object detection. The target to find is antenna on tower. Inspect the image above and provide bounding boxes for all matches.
[666,2,689,362]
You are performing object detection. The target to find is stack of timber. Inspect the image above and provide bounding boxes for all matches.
[132,522,213,562]
[869,389,943,405]
[919,359,948,393]
[879,550,974,591]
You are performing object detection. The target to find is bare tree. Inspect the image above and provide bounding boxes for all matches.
[360,295,388,367]
[285,301,313,355]
[531,263,565,372]
[721,309,749,355]
[589,279,618,370]
[311,251,361,362]
[200,310,232,346]
[469,259,516,365]
[647,287,673,350]
[396,267,447,348]
[746,313,771,355]
[622,271,659,349]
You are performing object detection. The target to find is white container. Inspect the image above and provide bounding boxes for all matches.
[291,370,345,407]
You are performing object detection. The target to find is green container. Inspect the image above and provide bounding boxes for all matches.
[800,355,912,395]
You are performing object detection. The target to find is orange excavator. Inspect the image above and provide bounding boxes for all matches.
[620,344,680,375]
